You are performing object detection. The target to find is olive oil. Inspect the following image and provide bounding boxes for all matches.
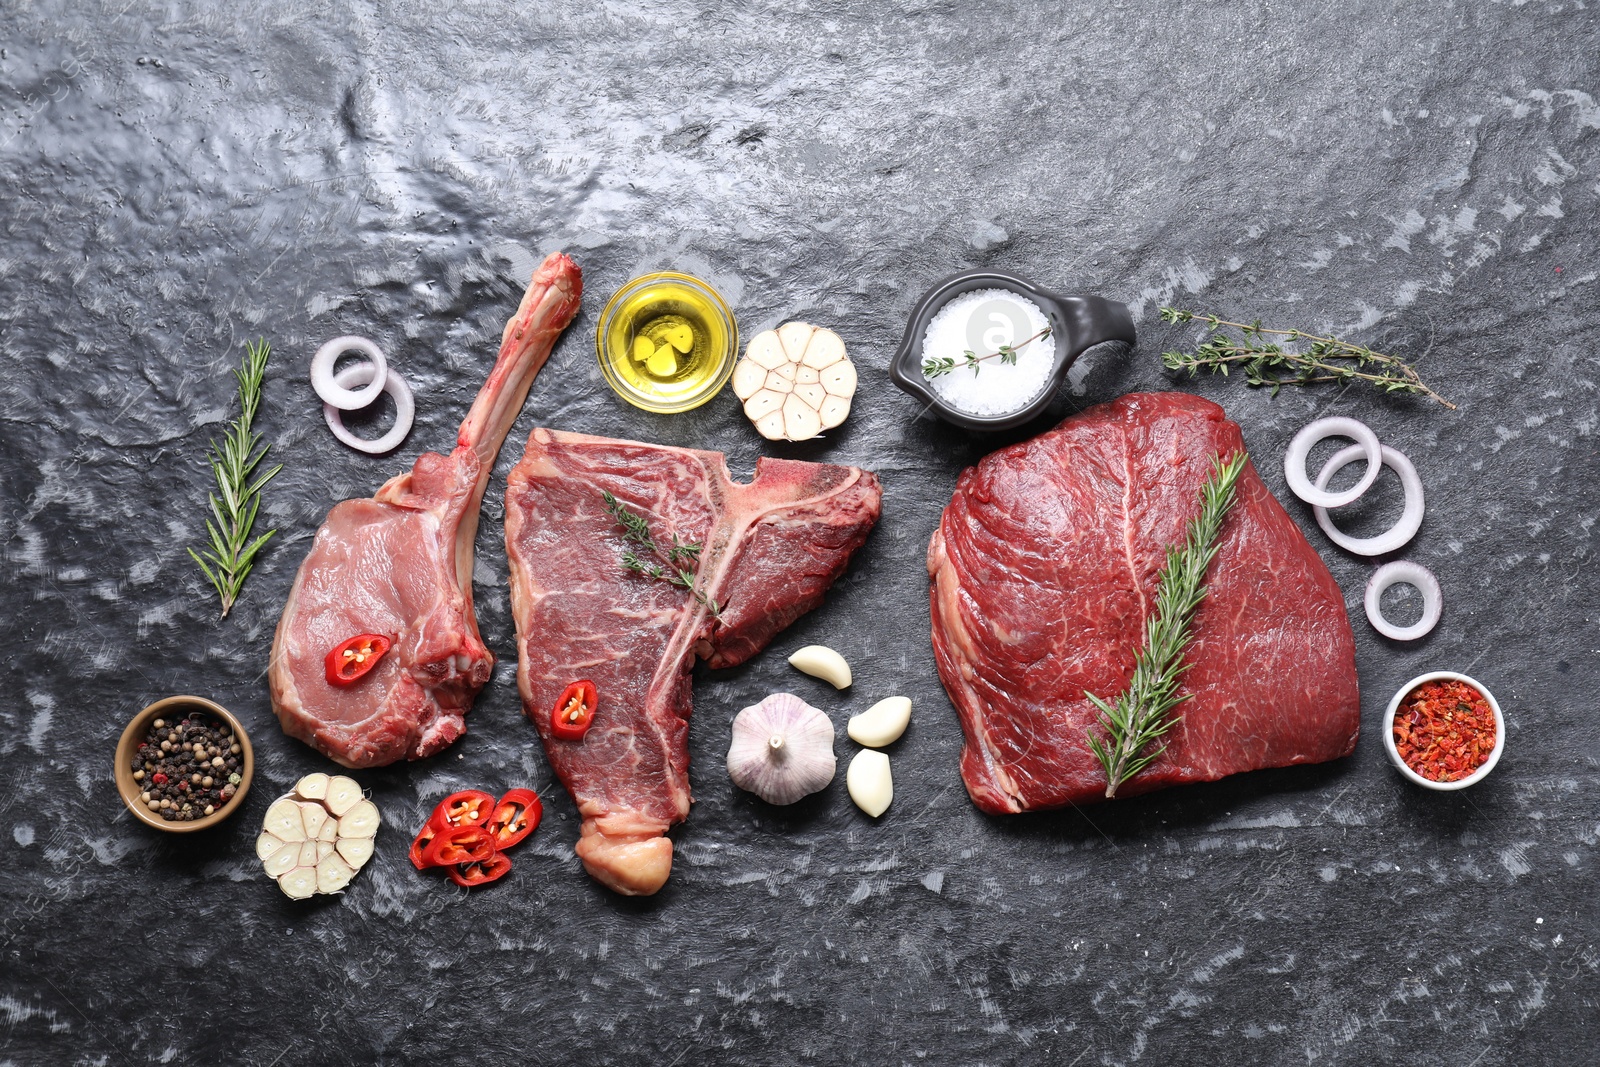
[597,273,737,413]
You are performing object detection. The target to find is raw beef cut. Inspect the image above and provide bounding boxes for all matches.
[505,430,881,895]
[269,252,581,768]
[928,392,1359,813]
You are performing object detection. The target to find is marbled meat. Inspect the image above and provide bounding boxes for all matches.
[505,430,881,894]
[928,392,1359,812]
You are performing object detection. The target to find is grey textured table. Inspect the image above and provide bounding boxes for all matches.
[3,3,1597,1064]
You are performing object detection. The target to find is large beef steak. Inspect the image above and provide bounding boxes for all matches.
[928,392,1359,812]
[505,429,881,895]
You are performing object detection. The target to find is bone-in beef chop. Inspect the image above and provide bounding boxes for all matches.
[929,392,1359,812]
[269,252,581,768]
[504,430,881,895]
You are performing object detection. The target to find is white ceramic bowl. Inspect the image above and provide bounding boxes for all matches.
[1382,671,1504,791]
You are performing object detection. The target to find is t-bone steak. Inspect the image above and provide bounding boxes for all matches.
[928,392,1359,812]
[505,430,881,895]
[269,252,582,768]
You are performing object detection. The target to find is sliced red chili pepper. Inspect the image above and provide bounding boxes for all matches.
[550,680,598,741]
[447,851,512,887]
[419,825,495,868]
[427,790,496,830]
[325,633,393,687]
[409,822,438,870]
[487,788,542,850]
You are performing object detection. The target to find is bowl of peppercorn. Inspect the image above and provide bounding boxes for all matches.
[1383,671,1505,792]
[115,695,254,832]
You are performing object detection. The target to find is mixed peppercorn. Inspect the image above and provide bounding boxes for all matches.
[132,714,243,821]
[1393,678,1497,783]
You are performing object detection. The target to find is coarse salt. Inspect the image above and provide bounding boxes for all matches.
[921,288,1056,417]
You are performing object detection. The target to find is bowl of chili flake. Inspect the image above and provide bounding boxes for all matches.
[1383,672,1504,790]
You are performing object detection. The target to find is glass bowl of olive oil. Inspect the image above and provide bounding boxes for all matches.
[596,272,738,414]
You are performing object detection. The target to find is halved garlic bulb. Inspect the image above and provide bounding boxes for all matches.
[727,693,837,805]
[731,321,856,441]
[257,773,380,898]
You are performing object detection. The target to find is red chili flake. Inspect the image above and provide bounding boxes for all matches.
[1393,679,1497,783]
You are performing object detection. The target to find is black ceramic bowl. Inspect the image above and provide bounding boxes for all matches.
[888,269,1135,431]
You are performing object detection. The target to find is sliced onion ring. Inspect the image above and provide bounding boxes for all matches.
[1284,416,1382,508]
[1364,560,1442,641]
[323,363,414,455]
[1312,443,1424,555]
[312,335,389,411]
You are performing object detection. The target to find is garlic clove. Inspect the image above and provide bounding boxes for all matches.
[763,368,795,394]
[261,841,300,878]
[732,359,767,400]
[821,359,857,396]
[662,323,694,353]
[297,839,320,869]
[847,696,912,748]
[256,832,288,861]
[801,328,846,369]
[263,797,306,843]
[795,364,821,385]
[316,839,335,862]
[318,817,339,842]
[338,799,381,839]
[745,330,788,370]
[847,749,893,817]
[646,345,678,377]
[631,335,656,363]
[782,394,822,441]
[754,409,788,441]
[336,836,374,869]
[744,390,784,421]
[793,382,827,409]
[788,644,852,689]
[818,394,852,430]
[778,321,815,361]
[727,693,837,805]
[317,855,356,894]
[299,800,329,841]
[324,776,363,817]
[293,772,330,802]
[278,867,318,900]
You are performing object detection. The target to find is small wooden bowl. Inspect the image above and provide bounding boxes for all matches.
[115,695,254,832]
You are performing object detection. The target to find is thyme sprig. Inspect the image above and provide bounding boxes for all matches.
[922,326,1052,379]
[1086,451,1247,798]
[603,491,722,617]
[188,339,282,618]
[1158,308,1454,410]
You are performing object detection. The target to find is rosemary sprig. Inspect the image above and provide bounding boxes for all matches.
[1086,451,1248,798]
[188,338,282,618]
[922,326,1052,379]
[602,491,721,617]
[1158,308,1454,410]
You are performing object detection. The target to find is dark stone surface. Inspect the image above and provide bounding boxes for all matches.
[3,2,1597,1063]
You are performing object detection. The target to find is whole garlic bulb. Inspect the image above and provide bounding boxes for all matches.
[727,693,837,805]
[730,321,856,441]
